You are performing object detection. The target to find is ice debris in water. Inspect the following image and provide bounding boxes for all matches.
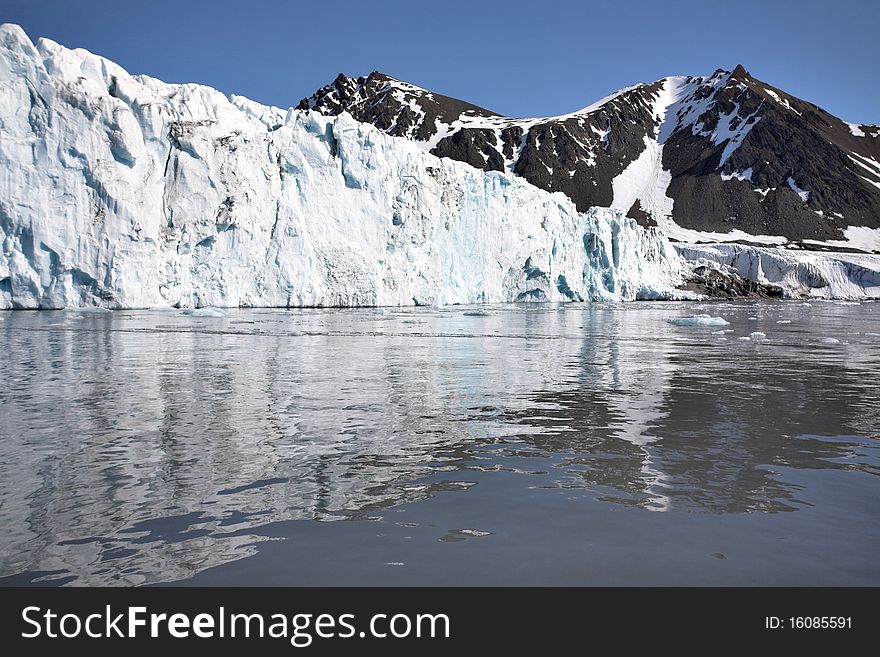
[463,310,492,317]
[181,307,226,317]
[73,306,111,313]
[737,336,752,341]
[799,303,813,308]
[817,337,840,344]
[777,320,791,324]
[748,316,758,320]
[749,331,766,339]
[454,529,493,537]
[668,314,730,327]
[866,332,880,337]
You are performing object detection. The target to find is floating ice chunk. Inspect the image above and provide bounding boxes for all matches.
[181,307,226,317]
[747,316,758,320]
[776,320,791,324]
[737,336,752,341]
[668,314,730,326]
[711,329,726,335]
[455,529,494,537]
[73,306,111,313]
[865,332,880,337]
[749,331,766,339]
[463,310,493,317]
[817,337,840,344]
[799,303,812,308]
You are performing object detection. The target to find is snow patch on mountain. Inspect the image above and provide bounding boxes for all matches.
[764,88,802,115]
[720,168,753,181]
[802,226,880,253]
[611,136,673,222]
[787,177,811,202]
[847,122,866,137]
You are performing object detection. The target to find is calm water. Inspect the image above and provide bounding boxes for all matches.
[0,301,878,586]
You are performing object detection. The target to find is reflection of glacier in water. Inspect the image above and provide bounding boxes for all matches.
[0,302,879,585]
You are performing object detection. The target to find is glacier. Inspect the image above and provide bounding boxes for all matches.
[0,24,688,310]
[1,23,878,310]
[676,243,880,300]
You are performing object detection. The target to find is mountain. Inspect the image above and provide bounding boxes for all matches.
[0,24,877,309]
[0,24,686,309]
[299,68,880,250]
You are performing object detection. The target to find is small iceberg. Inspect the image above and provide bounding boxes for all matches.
[817,337,840,344]
[776,320,791,324]
[73,306,111,313]
[799,302,812,308]
[463,310,493,317]
[181,307,226,318]
[737,336,752,342]
[668,314,729,327]
[749,331,766,340]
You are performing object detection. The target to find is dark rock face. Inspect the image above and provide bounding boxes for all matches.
[680,265,784,299]
[662,67,880,242]
[297,71,498,141]
[299,67,880,249]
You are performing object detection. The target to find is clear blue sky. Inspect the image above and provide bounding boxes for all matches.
[2,0,877,123]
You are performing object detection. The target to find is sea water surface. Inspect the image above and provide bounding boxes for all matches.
[0,301,878,586]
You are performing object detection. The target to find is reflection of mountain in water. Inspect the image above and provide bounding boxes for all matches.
[0,304,878,584]
[506,310,880,514]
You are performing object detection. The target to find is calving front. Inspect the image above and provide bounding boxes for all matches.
[1,24,878,309]
[0,25,685,309]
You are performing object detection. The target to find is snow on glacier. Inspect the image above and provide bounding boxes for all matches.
[0,24,688,310]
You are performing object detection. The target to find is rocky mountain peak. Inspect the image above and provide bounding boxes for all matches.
[300,66,880,251]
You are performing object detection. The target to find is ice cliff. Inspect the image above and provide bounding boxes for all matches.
[676,244,880,300]
[0,24,687,309]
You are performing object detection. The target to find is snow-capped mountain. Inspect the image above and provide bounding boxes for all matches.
[0,23,877,310]
[0,24,687,309]
[300,67,880,250]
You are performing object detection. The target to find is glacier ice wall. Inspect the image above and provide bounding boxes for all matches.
[0,24,687,309]
[676,243,880,299]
